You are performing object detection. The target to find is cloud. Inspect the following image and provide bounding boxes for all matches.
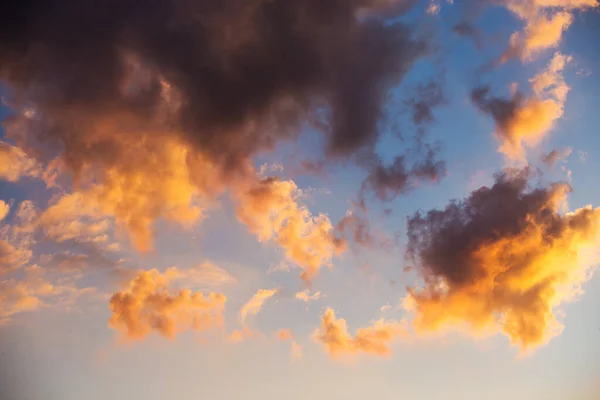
[0,239,31,276]
[0,265,93,324]
[360,147,446,201]
[239,288,278,325]
[404,168,600,352]
[404,81,446,126]
[276,329,303,360]
[541,147,573,169]
[235,178,346,282]
[181,262,236,290]
[500,0,598,62]
[0,201,10,222]
[108,268,226,340]
[314,308,407,358]
[0,0,431,252]
[453,22,482,49]
[295,289,322,304]
[472,52,571,160]
[0,141,41,182]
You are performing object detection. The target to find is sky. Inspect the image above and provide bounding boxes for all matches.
[1,1,600,399]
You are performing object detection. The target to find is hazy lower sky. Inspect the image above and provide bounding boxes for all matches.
[1,1,600,399]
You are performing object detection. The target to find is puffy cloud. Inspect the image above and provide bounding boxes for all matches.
[0,0,432,253]
[505,11,572,61]
[404,168,600,352]
[235,178,346,282]
[314,308,406,358]
[108,268,226,340]
[472,52,571,160]
[0,141,41,182]
[501,0,598,61]
[239,288,278,325]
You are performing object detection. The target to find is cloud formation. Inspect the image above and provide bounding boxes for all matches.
[0,141,41,182]
[239,288,278,325]
[472,52,571,159]
[404,168,600,351]
[0,0,433,253]
[276,329,303,360]
[235,178,346,282]
[109,268,226,340]
[501,0,598,61]
[314,308,406,358]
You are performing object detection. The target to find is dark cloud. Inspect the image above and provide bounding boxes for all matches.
[0,0,427,175]
[404,168,600,350]
[470,86,522,134]
[405,81,445,126]
[360,147,446,201]
[452,22,482,49]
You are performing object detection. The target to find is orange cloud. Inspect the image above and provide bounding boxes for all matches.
[502,0,598,61]
[0,265,92,324]
[0,201,9,222]
[276,329,303,360]
[108,268,226,340]
[404,168,600,353]
[235,178,346,282]
[239,288,278,325]
[314,308,406,359]
[0,141,41,182]
[472,52,571,160]
[295,289,322,304]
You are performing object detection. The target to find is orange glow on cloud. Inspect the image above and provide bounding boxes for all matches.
[405,170,600,352]
[502,0,598,61]
[314,308,406,359]
[235,178,346,282]
[109,268,226,340]
[473,52,571,160]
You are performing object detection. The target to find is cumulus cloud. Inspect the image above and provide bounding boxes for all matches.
[500,0,598,61]
[472,52,571,160]
[108,268,226,340]
[404,168,600,352]
[0,0,436,254]
[314,308,407,358]
[235,178,346,282]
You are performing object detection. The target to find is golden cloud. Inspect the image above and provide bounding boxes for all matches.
[404,168,600,352]
[235,178,346,282]
[239,288,278,325]
[0,141,41,182]
[314,308,406,359]
[502,0,598,61]
[472,52,571,160]
[108,268,226,340]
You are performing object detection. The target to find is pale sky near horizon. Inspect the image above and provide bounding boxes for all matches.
[1,1,600,399]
